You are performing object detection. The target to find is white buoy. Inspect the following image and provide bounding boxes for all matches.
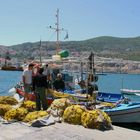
[8,87,16,96]
[52,55,61,61]
[13,93,24,103]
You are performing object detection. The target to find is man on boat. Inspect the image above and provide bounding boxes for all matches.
[22,63,34,100]
[87,74,98,100]
[53,73,65,92]
[32,67,48,110]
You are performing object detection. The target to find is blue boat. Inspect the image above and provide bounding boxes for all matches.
[102,102,140,123]
[64,89,123,103]
[97,92,123,103]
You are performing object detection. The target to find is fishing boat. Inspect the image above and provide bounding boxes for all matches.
[102,102,140,123]
[15,87,54,105]
[1,65,23,71]
[120,88,140,95]
[1,51,23,71]
[14,83,123,103]
[97,92,123,103]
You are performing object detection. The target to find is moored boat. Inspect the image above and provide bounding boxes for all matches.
[14,84,123,103]
[1,66,23,71]
[97,92,123,103]
[15,87,54,105]
[120,88,140,95]
[102,102,140,123]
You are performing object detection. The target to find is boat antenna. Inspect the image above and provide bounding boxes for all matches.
[39,39,42,64]
[47,9,68,55]
[121,76,124,89]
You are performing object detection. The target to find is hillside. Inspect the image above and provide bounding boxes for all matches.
[8,36,140,61]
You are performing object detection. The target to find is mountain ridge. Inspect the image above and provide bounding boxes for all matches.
[1,36,140,61]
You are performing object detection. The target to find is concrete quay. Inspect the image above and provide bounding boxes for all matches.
[0,122,139,140]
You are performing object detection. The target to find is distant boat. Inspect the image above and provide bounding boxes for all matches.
[120,89,140,95]
[1,66,23,71]
[96,73,107,76]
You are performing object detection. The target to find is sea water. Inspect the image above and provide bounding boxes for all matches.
[1,71,140,100]
[0,70,22,96]
[97,73,140,102]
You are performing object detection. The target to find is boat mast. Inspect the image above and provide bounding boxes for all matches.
[56,9,59,54]
[47,9,68,55]
[39,39,42,64]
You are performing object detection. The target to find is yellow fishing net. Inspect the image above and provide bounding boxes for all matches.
[0,104,12,116]
[21,101,36,111]
[23,111,48,122]
[0,96,18,105]
[47,89,71,98]
[81,109,112,130]
[47,98,71,117]
[100,102,116,108]
[63,105,85,125]
[15,107,28,121]
[4,107,28,121]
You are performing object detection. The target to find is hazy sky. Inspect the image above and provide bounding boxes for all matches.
[0,0,140,46]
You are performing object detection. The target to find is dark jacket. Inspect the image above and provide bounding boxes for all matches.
[32,74,48,91]
[53,79,65,91]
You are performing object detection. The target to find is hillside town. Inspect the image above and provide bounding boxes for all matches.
[0,46,140,74]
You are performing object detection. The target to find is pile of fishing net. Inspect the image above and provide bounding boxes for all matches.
[21,101,36,111]
[0,96,18,105]
[0,104,12,116]
[4,107,28,121]
[62,104,112,130]
[47,98,71,117]
[81,109,112,130]
[23,111,48,122]
[47,89,71,98]
[3,107,48,122]
[63,105,86,125]
[100,102,116,108]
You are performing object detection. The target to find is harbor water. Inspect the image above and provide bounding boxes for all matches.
[98,73,140,102]
[0,70,140,100]
[0,70,22,96]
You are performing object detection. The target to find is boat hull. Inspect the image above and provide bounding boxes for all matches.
[16,87,123,103]
[16,88,54,105]
[1,66,23,71]
[97,92,123,103]
[104,103,140,123]
[120,89,140,95]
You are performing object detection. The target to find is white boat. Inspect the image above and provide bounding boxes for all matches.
[120,88,140,95]
[103,102,140,123]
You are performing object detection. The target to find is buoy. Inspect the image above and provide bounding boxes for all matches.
[52,55,61,61]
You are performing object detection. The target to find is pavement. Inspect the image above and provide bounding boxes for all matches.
[0,122,140,140]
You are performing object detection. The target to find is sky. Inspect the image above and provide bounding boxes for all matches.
[0,0,140,46]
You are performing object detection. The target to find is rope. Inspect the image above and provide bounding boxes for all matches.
[47,31,56,42]
[47,89,71,98]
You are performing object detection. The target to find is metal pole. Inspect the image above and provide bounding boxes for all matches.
[47,9,68,55]
[92,53,94,71]
[56,9,59,54]
[39,40,42,64]
[80,61,83,81]
[86,61,89,101]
